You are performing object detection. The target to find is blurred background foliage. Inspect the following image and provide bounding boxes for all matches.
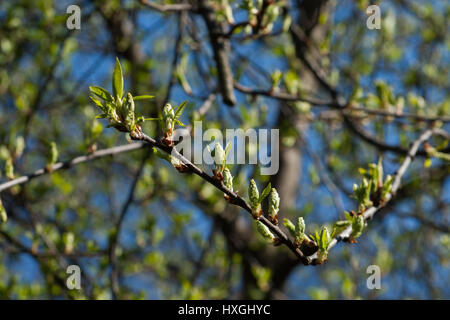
[0,0,448,299]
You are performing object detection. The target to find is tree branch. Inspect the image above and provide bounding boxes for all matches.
[0,143,147,193]
[198,0,237,106]
[129,131,311,264]
[138,0,193,13]
[307,128,446,263]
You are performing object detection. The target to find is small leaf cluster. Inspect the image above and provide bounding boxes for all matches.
[146,101,187,144]
[207,142,232,180]
[248,179,271,219]
[354,157,393,211]
[89,58,154,134]
[0,198,7,223]
[240,0,281,34]
[283,217,307,247]
[333,211,365,243]
[0,135,25,180]
[310,226,332,264]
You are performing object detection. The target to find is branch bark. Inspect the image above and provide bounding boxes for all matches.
[198,0,237,106]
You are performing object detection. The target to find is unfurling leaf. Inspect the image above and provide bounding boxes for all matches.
[49,142,58,165]
[283,218,296,238]
[5,157,14,180]
[248,179,261,218]
[351,215,365,239]
[0,199,7,223]
[174,101,187,120]
[214,143,226,172]
[112,57,123,100]
[133,95,154,100]
[89,86,112,102]
[223,167,233,191]
[268,188,280,221]
[162,103,175,135]
[295,217,306,245]
[259,182,271,204]
[249,179,260,209]
[256,221,275,243]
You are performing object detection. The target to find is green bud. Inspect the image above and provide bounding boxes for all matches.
[162,103,175,133]
[283,218,296,238]
[214,143,226,172]
[0,146,10,160]
[127,93,135,112]
[256,221,275,242]
[377,157,383,187]
[14,136,25,158]
[271,70,283,89]
[295,217,306,244]
[5,157,14,179]
[163,103,175,119]
[223,167,233,191]
[248,179,260,209]
[313,226,331,264]
[319,226,331,251]
[49,142,58,165]
[268,188,279,218]
[351,215,364,239]
[381,174,393,199]
[0,199,6,223]
[353,178,373,210]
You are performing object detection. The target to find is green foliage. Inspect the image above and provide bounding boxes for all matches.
[0,199,7,223]
[247,179,271,219]
[268,188,279,221]
[310,226,331,264]
[223,167,233,191]
[0,0,448,300]
[89,58,154,133]
[255,221,275,243]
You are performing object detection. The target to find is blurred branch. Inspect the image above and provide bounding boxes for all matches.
[129,131,311,264]
[0,143,147,193]
[309,128,448,262]
[108,150,150,299]
[139,0,193,13]
[234,82,450,123]
[198,0,237,106]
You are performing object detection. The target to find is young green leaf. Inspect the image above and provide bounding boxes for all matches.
[256,221,275,242]
[174,101,188,120]
[224,141,232,158]
[112,57,124,100]
[133,95,154,100]
[223,167,233,191]
[174,119,186,127]
[283,218,296,238]
[0,199,7,223]
[259,182,271,203]
[295,217,306,244]
[89,86,113,102]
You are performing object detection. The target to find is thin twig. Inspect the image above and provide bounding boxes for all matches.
[130,131,311,264]
[0,143,147,193]
[198,0,236,106]
[308,128,444,262]
[139,0,193,13]
[234,83,450,123]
